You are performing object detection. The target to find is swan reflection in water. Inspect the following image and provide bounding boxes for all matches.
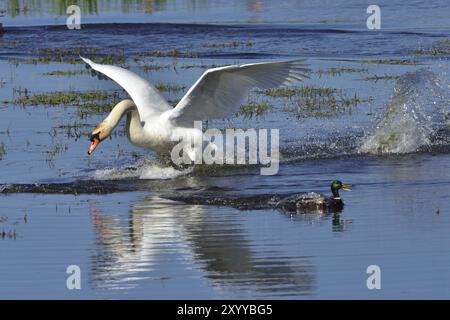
[88,195,321,297]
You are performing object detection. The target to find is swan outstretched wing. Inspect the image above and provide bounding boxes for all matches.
[167,59,310,126]
[80,57,172,120]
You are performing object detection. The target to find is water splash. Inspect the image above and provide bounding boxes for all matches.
[93,158,193,180]
[359,68,447,155]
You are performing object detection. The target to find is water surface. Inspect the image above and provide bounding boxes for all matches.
[0,0,449,299]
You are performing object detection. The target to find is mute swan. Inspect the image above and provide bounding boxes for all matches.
[81,57,310,158]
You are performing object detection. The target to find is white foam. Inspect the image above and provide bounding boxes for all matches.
[359,69,446,155]
[93,161,192,180]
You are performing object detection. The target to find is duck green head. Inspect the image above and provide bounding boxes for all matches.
[331,180,352,199]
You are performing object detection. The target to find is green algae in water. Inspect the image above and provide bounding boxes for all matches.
[202,40,255,48]
[261,86,370,118]
[137,49,197,58]
[155,83,186,93]
[238,101,271,119]
[317,67,368,77]
[11,89,123,107]
[362,74,401,81]
[0,142,6,160]
[412,39,450,56]
[44,69,88,76]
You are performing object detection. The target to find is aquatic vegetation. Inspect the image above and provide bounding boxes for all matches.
[46,141,68,162]
[9,88,126,119]
[238,101,271,119]
[0,40,19,49]
[317,67,368,77]
[362,74,401,81]
[264,86,335,98]
[263,86,370,118]
[202,40,255,48]
[1,229,17,240]
[290,93,363,118]
[76,102,121,118]
[360,58,418,65]
[8,47,125,65]
[180,63,226,70]
[0,142,6,160]
[44,69,88,76]
[155,83,186,93]
[54,120,90,139]
[11,89,122,107]
[142,64,171,72]
[9,55,125,65]
[0,126,11,136]
[35,47,99,55]
[138,49,197,58]
[412,39,450,56]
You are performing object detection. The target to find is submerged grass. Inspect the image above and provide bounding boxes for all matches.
[138,49,197,58]
[238,101,271,119]
[359,58,418,65]
[362,74,401,81]
[0,142,6,160]
[10,88,126,119]
[155,83,186,93]
[9,54,126,65]
[9,47,125,65]
[75,102,119,118]
[262,86,371,118]
[46,141,68,162]
[412,39,450,56]
[35,48,99,55]
[323,58,419,65]
[54,120,92,139]
[180,63,226,70]
[202,40,255,48]
[142,64,171,72]
[317,67,368,77]
[1,229,17,240]
[12,89,121,106]
[44,69,88,76]
[264,86,336,98]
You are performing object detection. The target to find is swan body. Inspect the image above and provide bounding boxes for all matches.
[82,57,310,158]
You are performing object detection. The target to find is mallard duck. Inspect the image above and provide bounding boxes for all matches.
[275,181,351,213]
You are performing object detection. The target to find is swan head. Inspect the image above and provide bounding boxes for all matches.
[88,122,112,155]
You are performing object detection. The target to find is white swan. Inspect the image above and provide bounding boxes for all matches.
[81,57,310,158]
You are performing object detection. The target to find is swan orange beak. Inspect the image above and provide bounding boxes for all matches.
[88,138,100,155]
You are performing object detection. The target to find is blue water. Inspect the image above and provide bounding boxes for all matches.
[0,0,449,299]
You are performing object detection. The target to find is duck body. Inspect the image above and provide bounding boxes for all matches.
[275,192,344,214]
[164,181,351,214]
[275,181,351,214]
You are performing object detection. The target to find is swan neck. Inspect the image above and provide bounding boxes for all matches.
[104,99,136,128]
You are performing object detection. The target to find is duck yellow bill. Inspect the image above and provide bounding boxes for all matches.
[88,138,100,155]
[342,184,352,191]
